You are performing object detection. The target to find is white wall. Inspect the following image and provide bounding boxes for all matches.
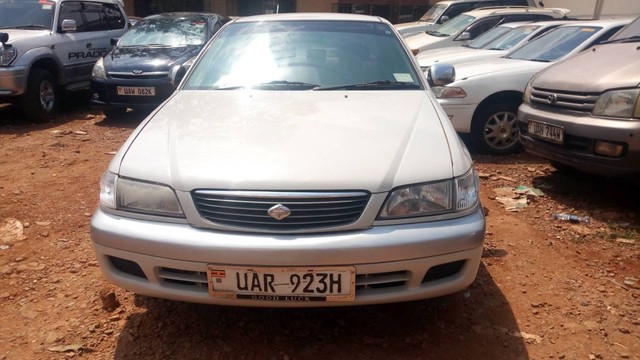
[537,0,640,19]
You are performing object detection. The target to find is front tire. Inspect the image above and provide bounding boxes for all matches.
[21,69,58,123]
[470,101,521,155]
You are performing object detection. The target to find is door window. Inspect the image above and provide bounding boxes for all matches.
[103,3,126,29]
[83,2,109,31]
[58,1,85,32]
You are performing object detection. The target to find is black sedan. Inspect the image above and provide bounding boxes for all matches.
[91,12,229,117]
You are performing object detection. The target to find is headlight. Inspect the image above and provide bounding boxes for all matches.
[99,171,184,217]
[378,168,479,219]
[0,47,17,66]
[592,89,640,118]
[92,57,106,79]
[523,79,533,105]
[432,86,467,99]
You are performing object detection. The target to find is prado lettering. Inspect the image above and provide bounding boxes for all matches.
[68,49,108,60]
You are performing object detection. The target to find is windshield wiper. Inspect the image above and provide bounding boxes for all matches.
[600,35,640,44]
[530,58,553,63]
[252,80,320,90]
[0,24,49,30]
[316,81,421,91]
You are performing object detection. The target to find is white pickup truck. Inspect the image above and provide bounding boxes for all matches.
[0,0,129,122]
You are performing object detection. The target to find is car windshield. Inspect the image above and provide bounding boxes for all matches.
[606,16,640,42]
[507,26,600,62]
[466,25,512,49]
[184,20,422,91]
[118,17,208,47]
[428,14,475,37]
[419,4,447,22]
[0,0,54,30]
[483,25,539,50]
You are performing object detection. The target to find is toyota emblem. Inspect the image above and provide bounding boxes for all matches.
[547,93,558,104]
[267,204,291,221]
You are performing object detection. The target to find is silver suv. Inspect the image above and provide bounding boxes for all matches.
[0,0,128,122]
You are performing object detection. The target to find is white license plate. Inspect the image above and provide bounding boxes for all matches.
[207,265,356,302]
[528,120,564,144]
[117,86,155,96]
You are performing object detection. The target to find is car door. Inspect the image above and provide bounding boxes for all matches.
[53,1,125,87]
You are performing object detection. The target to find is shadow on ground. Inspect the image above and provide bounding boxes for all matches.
[114,264,528,360]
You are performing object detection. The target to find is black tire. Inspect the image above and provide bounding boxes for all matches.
[470,101,522,155]
[103,106,128,119]
[21,69,57,123]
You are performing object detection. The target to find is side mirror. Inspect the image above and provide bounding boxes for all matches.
[428,63,455,87]
[457,32,471,41]
[169,65,187,88]
[0,32,8,45]
[61,19,77,32]
[439,15,450,24]
[110,38,119,46]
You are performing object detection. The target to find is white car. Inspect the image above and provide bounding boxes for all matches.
[395,0,536,38]
[90,13,485,307]
[404,6,568,52]
[416,20,571,70]
[429,18,632,154]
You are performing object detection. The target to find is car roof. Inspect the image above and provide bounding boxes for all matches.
[233,12,386,23]
[461,6,568,17]
[555,17,635,28]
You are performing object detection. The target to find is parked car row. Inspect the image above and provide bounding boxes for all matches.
[404,6,569,52]
[428,18,630,154]
[410,4,639,176]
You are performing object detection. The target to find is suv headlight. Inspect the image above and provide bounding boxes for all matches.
[431,86,467,99]
[92,57,106,80]
[593,89,640,119]
[378,168,479,219]
[0,47,17,66]
[99,171,184,217]
[523,79,533,105]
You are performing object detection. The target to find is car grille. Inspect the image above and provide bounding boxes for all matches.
[192,190,370,232]
[108,71,169,80]
[530,87,600,112]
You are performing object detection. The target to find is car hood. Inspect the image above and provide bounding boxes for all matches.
[105,45,201,71]
[117,91,455,193]
[531,43,640,92]
[405,33,444,50]
[395,21,434,30]
[417,48,506,67]
[0,29,51,47]
[452,57,548,81]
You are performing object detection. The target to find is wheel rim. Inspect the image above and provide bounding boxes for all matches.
[39,80,55,112]
[482,110,518,150]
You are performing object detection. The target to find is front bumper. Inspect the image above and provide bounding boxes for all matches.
[518,103,640,176]
[91,206,486,307]
[0,65,27,98]
[91,77,174,109]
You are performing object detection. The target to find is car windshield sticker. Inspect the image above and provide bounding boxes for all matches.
[39,0,54,7]
[393,73,414,82]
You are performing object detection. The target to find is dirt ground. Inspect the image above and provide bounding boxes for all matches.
[0,102,638,360]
